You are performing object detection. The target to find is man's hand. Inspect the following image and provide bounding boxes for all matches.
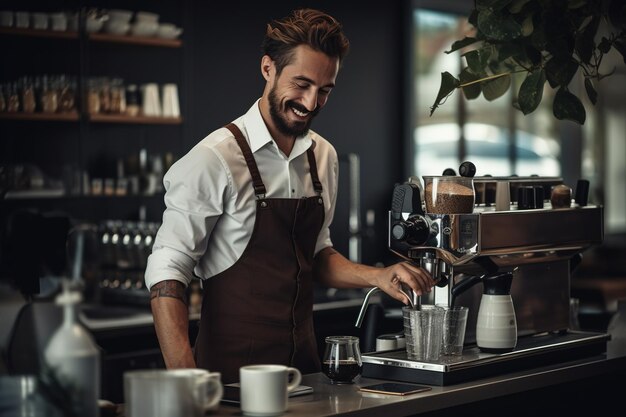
[313,247,435,305]
[150,280,196,369]
[370,261,435,305]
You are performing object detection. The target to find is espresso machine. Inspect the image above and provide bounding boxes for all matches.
[360,174,607,385]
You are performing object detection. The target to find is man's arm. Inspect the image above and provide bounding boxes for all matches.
[150,280,196,369]
[313,247,435,305]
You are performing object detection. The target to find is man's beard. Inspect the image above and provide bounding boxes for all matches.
[268,85,319,137]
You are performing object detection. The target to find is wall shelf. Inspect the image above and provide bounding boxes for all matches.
[88,32,182,48]
[0,26,79,39]
[0,111,79,122]
[1,5,184,224]
[0,27,182,48]
[89,114,183,124]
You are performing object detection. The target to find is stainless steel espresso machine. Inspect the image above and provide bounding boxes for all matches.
[360,175,607,385]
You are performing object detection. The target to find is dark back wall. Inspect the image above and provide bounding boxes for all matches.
[184,0,407,265]
[1,0,408,266]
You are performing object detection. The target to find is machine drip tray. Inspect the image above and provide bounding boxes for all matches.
[361,331,610,386]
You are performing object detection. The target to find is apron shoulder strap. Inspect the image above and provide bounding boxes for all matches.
[225,123,267,198]
[306,144,323,195]
[225,123,323,197]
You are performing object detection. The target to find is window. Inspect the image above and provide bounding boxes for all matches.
[410,6,560,179]
[408,0,625,238]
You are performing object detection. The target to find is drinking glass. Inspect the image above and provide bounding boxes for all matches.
[405,305,444,361]
[322,335,362,384]
[440,305,469,356]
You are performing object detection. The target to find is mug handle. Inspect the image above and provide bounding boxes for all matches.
[202,374,224,410]
[285,367,302,392]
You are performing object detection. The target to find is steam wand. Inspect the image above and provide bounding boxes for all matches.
[355,287,381,328]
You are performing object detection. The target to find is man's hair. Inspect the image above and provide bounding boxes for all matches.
[262,8,350,75]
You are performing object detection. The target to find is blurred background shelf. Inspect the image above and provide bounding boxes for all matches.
[88,114,182,124]
[88,32,182,47]
[0,111,79,122]
[0,26,78,39]
[0,27,181,47]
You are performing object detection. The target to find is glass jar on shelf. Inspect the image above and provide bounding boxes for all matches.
[58,75,76,113]
[99,77,111,113]
[40,75,58,113]
[0,84,6,112]
[110,78,126,114]
[86,78,100,114]
[125,84,140,116]
[6,82,20,113]
[19,76,36,113]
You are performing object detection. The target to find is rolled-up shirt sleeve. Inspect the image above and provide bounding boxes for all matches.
[145,144,230,290]
[314,142,338,256]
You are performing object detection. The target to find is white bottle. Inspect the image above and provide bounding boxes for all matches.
[44,282,100,417]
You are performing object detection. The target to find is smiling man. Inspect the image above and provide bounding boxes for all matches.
[145,9,434,383]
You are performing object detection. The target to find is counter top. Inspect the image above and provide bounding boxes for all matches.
[203,352,626,417]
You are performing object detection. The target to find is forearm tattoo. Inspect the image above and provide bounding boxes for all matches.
[150,280,188,305]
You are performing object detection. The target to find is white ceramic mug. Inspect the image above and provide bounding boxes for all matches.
[240,364,302,416]
[49,12,67,31]
[124,369,223,417]
[0,10,14,27]
[161,83,180,117]
[31,12,48,30]
[141,83,162,116]
[15,11,29,28]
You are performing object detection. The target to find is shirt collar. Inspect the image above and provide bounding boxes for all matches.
[242,99,313,159]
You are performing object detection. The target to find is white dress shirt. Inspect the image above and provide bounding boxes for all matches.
[144,100,339,290]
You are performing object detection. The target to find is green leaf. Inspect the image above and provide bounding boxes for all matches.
[496,43,523,62]
[477,9,523,41]
[460,68,482,100]
[613,39,626,64]
[598,37,612,53]
[553,88,586,124]
[524,45,542,66]
[584,78,598,105]
[530,22,547,50]
[446,37,479,54]
[575,16,600,64]
[508,0,532,14]
[568,0,587,9]
[482,74,511,101]
[545,57,579,88]
[521,15,534,36]
[463,50,484,74]
[518,69,546,114]
[468,9,479,27]
[430,72,461,116]
[544,7,574,59]
[608,0,626,29]
[477,0,515,11]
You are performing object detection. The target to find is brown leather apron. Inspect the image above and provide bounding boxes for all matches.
[194,123,325,383]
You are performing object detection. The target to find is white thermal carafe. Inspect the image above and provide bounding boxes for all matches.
[451,271,517,353]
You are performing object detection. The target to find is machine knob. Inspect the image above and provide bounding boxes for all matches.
[391,215,430,245]
[459,161,476,178]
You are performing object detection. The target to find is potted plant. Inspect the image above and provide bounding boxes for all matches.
[430,0,626,124]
